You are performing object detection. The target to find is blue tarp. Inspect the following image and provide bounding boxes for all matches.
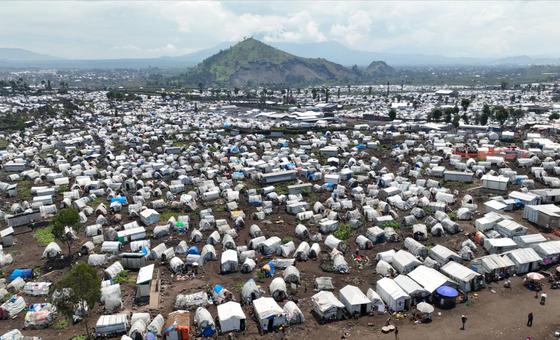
[264,261,276,277]
[229,145,239,154]
[232,171,245,179]
[436,285,459,298]
[355,144,366,150]
[285,163,296,170]
[188,246,200,255]
[9,268,33,281]
[201,326,216,337]
[111,196,127,205]
[213,284,224,294]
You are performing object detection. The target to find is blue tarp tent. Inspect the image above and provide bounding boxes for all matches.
[188,246,200,255]
[436,285,459,298]
[355,144,366,150]
[232,171,245,180]
[111,196,127,205]
[9,268,33,281]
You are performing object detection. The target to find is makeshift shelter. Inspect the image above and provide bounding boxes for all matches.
[393,274,429,304]
[269,277,288,301]
[252,297,287,333]
[283,301,304,325]
[375,277,411,312]
[441,261,484,292]
[241,279,264,305]
[194,307,216,337]
[163,310,191,340]
[408,265,456,293]
[220,249,239,274]
[504,248,542,274]
[310,291,345,323]
[392,250,422,274]
[338,285,373,316]
[217,301,246,333]
[95,314,129,338]
[365,288,385,313]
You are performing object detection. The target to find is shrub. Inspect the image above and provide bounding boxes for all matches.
[333,223,353,240]
[282,236,293,244]
[34,226,55,246]
[380,220,400,229]
[53,319,69,330]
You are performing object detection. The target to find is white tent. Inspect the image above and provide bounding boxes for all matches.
[220,249,238,274]
[310,290,344,323]
[252,297,286,333]
[407,265,455,293]
[338,285,373,316]
[441,261,484,292]
[366,288,385,313]
[376,277,410,312]
[217,301,246,333]
[392,250,422,274]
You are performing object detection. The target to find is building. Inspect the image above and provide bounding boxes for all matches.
[523,204,560,229]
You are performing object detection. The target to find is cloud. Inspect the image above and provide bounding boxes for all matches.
[0,1,559,58]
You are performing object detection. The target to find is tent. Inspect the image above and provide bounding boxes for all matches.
[217,301,246,333]
[283,301,305,325]
[194,307,216,337]
[310,291,345,323]
[220,249,238,274]
[269,277,287,301]
[365,288,386,313]
[441,261,484,292]
[338,285,373,316]
[375,277,411,312]
[241,279,264,305]
[252,297,286,333]
[407,265,456,293]
[392,250,422,274]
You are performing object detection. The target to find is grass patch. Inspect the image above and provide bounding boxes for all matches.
[380,220,400,229]
[34,226,55,246]
[159,209,179,222]
[232,281,244,291]
[113,270,135,284]
[449,211,458,221]
[53,319,69,330]
[255,271,266,281]
[333,223,353,240]
[71,336,87,340]
[88,197,101,207]
[17,180,33,200]
[0,138,8,149]
[282,236,293,244]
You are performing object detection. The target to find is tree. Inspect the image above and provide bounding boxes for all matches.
[368,86,372,95]
[480,112,489,125]
[444,111,452,123]
[460,98,471,112]
[388,108,397,121]
[452,114,461,128]
[431,108,443,122]
[482,104,491,116]
[494,106,509,126]
[550,112,560,120]
[52,208,80,256]
[51,262,101,340]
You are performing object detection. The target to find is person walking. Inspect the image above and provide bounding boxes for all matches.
[527,312,533,327]
[394,326,399,340]
[461,315,467,330]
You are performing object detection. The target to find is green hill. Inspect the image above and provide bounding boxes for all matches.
[184,38,377,87]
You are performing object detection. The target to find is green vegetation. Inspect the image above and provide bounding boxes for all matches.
[51,263,101,340]
[71,336,87,340]
[159,209,179,222]
[423,207,435,216]
[550,112,560,120]
[113,270,135,284]
[106,90,142,101]
[333,223,354,240]
[0,138,8,149]
[380,220,400,229]
[53,318,69,330]
[52,208,81,256]
[388,108,397,121]
[34,226,55,246]
[282,236,293,244]
[17,180,33,200]
[87,197,101,207]
[449,211,458,221]
[255,271,266,281]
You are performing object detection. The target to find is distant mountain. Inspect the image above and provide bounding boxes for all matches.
[0,48,60,61]
[184,38,369,86]
[364,61,394,77]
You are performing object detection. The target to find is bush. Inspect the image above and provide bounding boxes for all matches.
[34,226,55,246]
[282,236,293,244]
[449,211,458,221]
[380,220,400,229]
[53,319,69,330]
[333,223,353,240]
[113,270,134,284]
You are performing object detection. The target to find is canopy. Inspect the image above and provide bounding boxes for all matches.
[416,302,434,314]
[526,272,545,281]
[436,285,458,298]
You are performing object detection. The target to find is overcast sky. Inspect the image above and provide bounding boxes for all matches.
[1,1,559,59]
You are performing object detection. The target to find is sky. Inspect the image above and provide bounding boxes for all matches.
[1,0,559,59]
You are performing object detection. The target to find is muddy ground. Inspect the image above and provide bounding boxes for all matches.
[1,137,560,340]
